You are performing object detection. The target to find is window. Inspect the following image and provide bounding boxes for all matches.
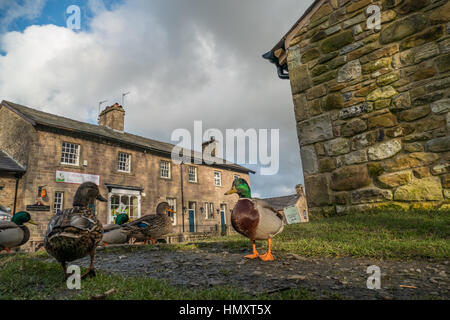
[54,192,64,214]
[110,193,140,222]
[204,202,214,219]
[303,210,307,220]
[61,142,80,165]
[160,160,171,178]
[188,166,197,183]
[214,171,222,186]
[118,152,131,172]
[167,198,177,226]
[209,202,214,219]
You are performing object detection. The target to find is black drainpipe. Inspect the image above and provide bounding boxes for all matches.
[180,162,185,233]
[13,173,22,215]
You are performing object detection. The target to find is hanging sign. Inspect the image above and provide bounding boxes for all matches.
[284,205,301,225]
[26,201,50,212]
[56,170,100,185]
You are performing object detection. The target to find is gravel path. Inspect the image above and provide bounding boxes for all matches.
[73,244,449,300]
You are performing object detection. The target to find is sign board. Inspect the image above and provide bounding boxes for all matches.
[56,170,100,185]
[26,202,51,212]
[284,205,301,225]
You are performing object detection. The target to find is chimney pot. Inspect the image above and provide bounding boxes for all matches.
[98,103,125,132]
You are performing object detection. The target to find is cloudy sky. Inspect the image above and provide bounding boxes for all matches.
[0,0,314,198]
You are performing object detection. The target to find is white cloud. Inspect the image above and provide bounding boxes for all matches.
[0,0,314,197]
[0,0,47,32]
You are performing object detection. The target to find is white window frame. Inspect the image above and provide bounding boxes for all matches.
[118,152,131,173]
[160,160,171,179]
[214,171,222,186]
[54,191,64,214]
[107,189,141,224]
[61,142,80,166]
[188,166,197,183]
[167,197,177,226]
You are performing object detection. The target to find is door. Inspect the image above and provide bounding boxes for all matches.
[220,204,226,235]
[188,202,196,232]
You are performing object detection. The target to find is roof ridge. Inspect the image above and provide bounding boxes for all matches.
[1,100,254,173]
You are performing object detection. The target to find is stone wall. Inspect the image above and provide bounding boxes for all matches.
[287,0,450,214]
[0,174,17,213]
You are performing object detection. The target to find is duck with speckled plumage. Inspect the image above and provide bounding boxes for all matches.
[225,178,285,261]
[121,202,175,244]
[0,211,37,252]
[44,182,107,279]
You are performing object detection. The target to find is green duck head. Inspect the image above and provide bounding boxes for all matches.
[12,211,37,226]
[224,178,251,198]
[156,202,175,215]
[73,182,107,208]
[115,213,129,225]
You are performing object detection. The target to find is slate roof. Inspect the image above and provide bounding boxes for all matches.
[1,100,254,174]
[0,150,26,173]
[261,194,299,211]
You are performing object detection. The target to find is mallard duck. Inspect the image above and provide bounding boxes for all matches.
[44,182,107,279]
[225,178,284,261]
[0,211,37,252]
[101,213,129,245]
[121,202,175,244]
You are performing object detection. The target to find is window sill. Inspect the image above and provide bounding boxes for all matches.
[59,163,81,169]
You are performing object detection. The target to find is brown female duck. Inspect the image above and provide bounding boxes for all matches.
[121,202,175,244]
[44,182,107,279]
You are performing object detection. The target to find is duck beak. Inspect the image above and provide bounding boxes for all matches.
[27,219,38,226]
[96,194,107,202]
[167,208,176,214]
[224,186,238,195]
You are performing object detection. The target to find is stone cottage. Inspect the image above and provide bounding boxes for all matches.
[261,184,309,223]
[264,0,450,215]
[0,100,254,247]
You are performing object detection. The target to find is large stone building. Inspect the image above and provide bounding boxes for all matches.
[0,100,253,245]
[265,0,450,215]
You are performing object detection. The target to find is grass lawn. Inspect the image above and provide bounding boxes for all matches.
[197,208,450,260]
[0,208,448,300]
[0,253,313,300]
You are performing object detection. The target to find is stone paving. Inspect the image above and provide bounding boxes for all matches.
[73,244,449,300]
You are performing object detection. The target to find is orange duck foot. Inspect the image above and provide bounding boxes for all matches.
[244,252,259,259]
[259,252,275,261]
[4,247,11,253]
[244,240,259,259]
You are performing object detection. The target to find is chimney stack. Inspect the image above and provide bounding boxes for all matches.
[98,103,125,132]
[295,184,305,197]
[202,137,219,158]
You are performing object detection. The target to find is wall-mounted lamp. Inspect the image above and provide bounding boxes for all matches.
[200,207,204,214]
